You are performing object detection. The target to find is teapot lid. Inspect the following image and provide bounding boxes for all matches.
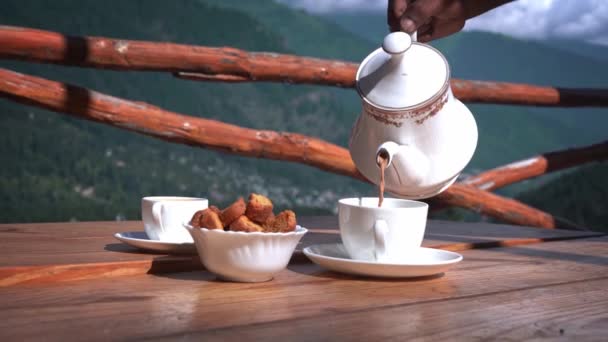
[356,32,450,109]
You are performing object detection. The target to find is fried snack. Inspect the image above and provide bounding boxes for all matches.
[260,212,275,232]
[220,197,246,227]
[200,209,224,230]
[229,215,264,232]
[263,212,275,226]
[265,210,297,233]
[208,205,221,215]
[190,209,206,228]
[245,193,274,223]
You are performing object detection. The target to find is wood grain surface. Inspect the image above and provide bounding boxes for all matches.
[0,218,602,286]
[0,237,606,341]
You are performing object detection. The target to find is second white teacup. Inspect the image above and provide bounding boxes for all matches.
[338,197,428,263]
[142,196,208,243]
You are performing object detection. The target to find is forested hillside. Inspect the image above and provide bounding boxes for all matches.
[1,0,606,229]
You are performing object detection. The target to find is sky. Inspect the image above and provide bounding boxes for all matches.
[277,0,608,45]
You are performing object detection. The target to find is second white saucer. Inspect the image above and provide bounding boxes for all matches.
[114,231,197,254]
[303,243,462,278]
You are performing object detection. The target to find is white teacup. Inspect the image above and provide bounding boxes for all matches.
[142,196,208,242]
[338,197,428,263]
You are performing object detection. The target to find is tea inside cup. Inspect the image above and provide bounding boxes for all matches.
[338,197,428,263]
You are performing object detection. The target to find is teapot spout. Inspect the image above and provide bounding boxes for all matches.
[376,141,429,186]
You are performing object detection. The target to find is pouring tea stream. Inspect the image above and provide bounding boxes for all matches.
[350,32,478,200]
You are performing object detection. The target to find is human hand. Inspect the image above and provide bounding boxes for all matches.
[387,0,512,42]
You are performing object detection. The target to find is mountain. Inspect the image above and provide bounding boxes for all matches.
[0,1,606,226]
[0,0,377,223]
[204,0,372,61]
[541,39,608,63]
[202,0,374,116]
[517,162,608,232]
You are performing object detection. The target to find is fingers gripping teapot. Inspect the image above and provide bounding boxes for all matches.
[350,32,478,199]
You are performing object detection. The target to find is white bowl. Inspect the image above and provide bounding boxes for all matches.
[183,223,307,282]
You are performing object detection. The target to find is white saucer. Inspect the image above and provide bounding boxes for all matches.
[303,243,462,278]
[113,231,197,254]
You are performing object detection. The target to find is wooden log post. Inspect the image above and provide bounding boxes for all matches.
[2,26,608,107]
[433,184,556,228]
[0,67,560,228]
[0,68,361,179]
[0,26,357,87]
[463,141,608,191]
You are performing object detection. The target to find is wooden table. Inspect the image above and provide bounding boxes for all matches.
[1,217,606,341]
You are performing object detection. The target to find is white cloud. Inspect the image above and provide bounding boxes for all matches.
[464,0,608,45]
[276,0,608,45]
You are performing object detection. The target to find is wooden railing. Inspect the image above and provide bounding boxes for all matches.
[1,26,607,229]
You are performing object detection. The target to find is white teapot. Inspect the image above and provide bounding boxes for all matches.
[350,32,478,199]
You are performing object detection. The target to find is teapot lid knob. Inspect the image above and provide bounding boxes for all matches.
[356,30,448,109]
[382,32,412,55]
